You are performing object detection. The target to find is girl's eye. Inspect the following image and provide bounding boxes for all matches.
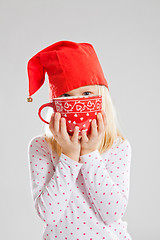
[63,94,70,97]
[61,92,91,97]
[83,92,91,95]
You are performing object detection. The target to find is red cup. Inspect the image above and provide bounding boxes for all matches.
[38,95,102,136]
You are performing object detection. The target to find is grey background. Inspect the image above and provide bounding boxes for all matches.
[1,0,160,239]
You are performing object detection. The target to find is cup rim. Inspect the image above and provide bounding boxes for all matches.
[51,94,102,101]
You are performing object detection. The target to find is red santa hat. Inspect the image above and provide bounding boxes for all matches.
[27,40,109,102]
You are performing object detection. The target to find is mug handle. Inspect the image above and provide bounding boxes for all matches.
[38,103,54,124]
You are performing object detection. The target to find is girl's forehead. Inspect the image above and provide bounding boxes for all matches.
[74,85,97,91]
[81,85,96,89]
[67,85,96,93]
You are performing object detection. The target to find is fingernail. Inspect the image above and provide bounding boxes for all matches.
[56,112,60,117]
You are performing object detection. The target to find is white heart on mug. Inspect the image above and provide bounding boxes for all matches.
[86,113,89,116]
[80,117,83,121]
[64,102,71,108]
[87,101,93,107]
[68,120,71,123]
[89,119,92,122]
[74,114,78,117]
[73,121,76,124]
[76,105,82,111]
[64,114,67,117]
[83,124,86,127]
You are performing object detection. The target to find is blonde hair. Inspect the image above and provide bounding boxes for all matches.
[43,85,125,157]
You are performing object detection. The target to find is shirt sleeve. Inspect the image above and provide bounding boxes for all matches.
[28,136,83,225]
[79,139,132,225]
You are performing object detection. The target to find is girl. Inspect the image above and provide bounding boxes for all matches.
[27,40,132,240]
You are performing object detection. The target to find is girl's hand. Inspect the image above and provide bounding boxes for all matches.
[80,110,107,156]
[49,112,81,162]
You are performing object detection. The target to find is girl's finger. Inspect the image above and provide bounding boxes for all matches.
[81,129,88,142]
[60,117,69,139]
[49,113,56,134]
[49,113,55,130]
[53,112,61,134]
[97,113,104,134]
[90,118,98,138]
[71,126,79,142]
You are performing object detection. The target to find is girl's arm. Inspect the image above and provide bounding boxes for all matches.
[79,139,132,225]
[28,136,83,225]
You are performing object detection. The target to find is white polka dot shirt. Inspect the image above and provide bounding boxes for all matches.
[28,135,132,240]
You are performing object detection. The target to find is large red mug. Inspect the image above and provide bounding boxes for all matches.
[38,95,102,136]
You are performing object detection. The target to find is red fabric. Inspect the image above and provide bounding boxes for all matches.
[27,40,109,101]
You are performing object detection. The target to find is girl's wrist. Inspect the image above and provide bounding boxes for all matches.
[61,150,80,162]
[80,149,97,156]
